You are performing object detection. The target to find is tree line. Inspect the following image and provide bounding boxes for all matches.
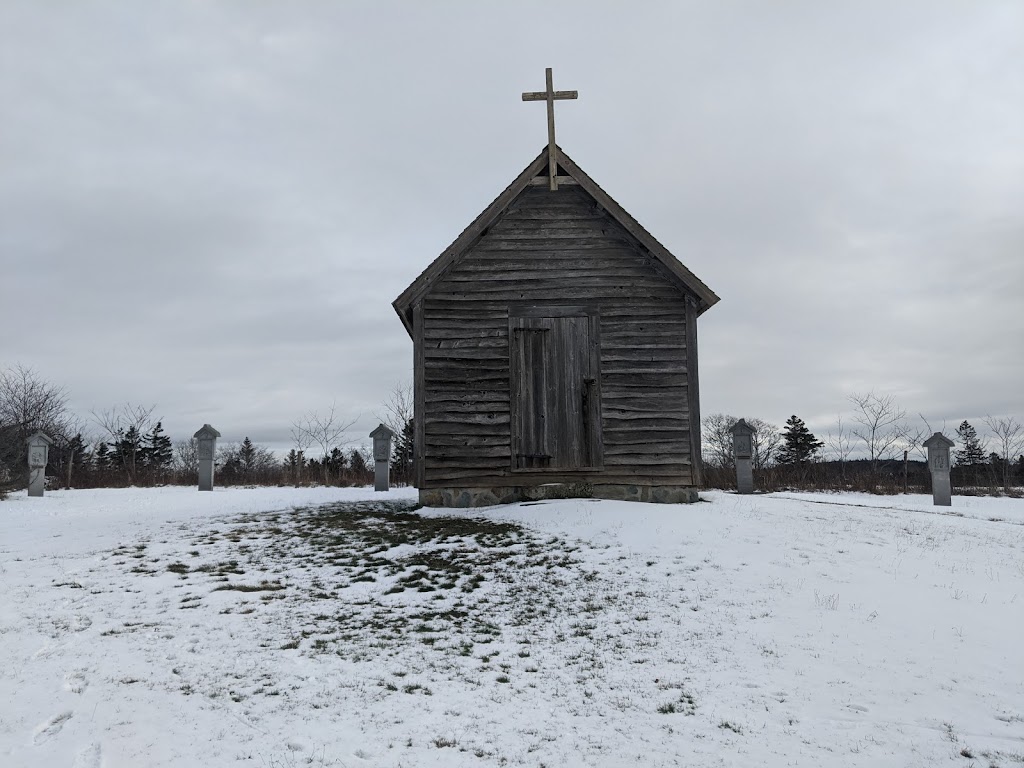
[0,365,379,495]
[2,367,1020,497]
[702,392,1024,495]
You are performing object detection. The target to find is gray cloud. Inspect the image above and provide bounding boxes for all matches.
[1,1,1021,454]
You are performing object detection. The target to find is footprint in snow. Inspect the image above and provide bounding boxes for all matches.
[72,742,102,768]
[846,704,869,713]
[65,670,89,694]
[33,711,73,744]
[32,644,59,660]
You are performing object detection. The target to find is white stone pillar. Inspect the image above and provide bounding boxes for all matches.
[370,424,395,492]
[193,424,221,492]
[730,419,756,495]
[26,431,53,498]
[923,432,954,507]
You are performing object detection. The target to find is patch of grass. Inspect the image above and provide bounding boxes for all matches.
[719,720,743,734]
[111,499,617,678]
[212,580,285,592]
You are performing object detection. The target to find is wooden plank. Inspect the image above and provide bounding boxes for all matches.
[602,389,687,401]
[602,372,687,388]
[504,208,602,220]
[424,356,508,369]
[603,401,687,414]
[429,447,513,460]
[424,403,510,417]
[425,369,509,383]
[437,276,676,292]
[528,177,578,186]
[424,328,506,340]
[603,456,692,468]
[603,442,690,455]
[604,416,687,431]
[413,301,425,488]
[425,391,509,404]
[685,295,703,486]
[602,363,686,375]
[468,239,636,253]
[441,268,660,282]
[425,412,511,426]
[426,422,514,437]
[422,466,691,486]
[463,249,643,262]
[428,286,683,302]
[426,434,510,448]
[601,329,687,342]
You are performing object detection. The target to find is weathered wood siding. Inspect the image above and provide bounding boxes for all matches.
[419,183,696,489]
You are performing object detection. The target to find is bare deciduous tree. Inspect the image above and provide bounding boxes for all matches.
[826,416,854,484]
[701,413,781,471]
[984,415,1024,491]
[292,403,358,485]
[847,392,906,482]
[0,365,73,490]
[375,381,413,437]
[173,438,199,477]
[91,403,156,485]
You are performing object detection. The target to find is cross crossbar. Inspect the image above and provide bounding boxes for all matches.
[521,68,578,191]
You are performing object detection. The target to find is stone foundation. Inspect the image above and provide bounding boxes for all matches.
[419,483,700,508]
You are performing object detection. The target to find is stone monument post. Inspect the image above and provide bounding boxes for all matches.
[730,419,756,494]
[370,424,395,492]
[193,424,221,492]
[923,432,955,507]
[26,431,53,498]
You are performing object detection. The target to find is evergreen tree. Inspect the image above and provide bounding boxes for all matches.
[776,415,823,465]
[113,426,143,482]
[143,422,173,471]
[955,421,986,467]
[64,433,86,488]
[283,449,305,486]
[239,437,256,477]
[390,418,414,485]
[988,452,1004,485]
[327,447,347,484]
[349,448,367,482]
[94,441,111,471]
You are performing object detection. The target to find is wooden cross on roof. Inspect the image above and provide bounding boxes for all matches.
[522,67,578,191]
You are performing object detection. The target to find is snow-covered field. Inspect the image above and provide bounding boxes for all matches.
[2,486,1022,768]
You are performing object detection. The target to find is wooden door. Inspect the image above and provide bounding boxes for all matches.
[510,310,601,471]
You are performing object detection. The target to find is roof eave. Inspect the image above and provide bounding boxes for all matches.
[554,147,720,313]
[392,148,552,320]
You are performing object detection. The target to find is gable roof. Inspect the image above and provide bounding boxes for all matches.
[393,145,720,335]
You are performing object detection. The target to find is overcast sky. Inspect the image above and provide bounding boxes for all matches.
[1,1,1021,454]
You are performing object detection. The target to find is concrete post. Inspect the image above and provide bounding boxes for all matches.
[923,432,955,506]
[370,424,395,492]
[730,419,756,494]
[193,424,221,492]
[26,431,53,497]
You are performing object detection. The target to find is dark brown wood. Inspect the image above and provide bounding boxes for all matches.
[521,68,578,190]
[394,142,717,497]
[685,295,703,486]
[413,301,426,488]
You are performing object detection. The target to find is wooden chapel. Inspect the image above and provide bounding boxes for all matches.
[393,69,719,506]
